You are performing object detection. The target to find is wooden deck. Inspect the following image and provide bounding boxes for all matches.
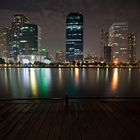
[0,100,140,140]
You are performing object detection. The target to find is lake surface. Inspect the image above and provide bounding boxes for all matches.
[0,68,140,99]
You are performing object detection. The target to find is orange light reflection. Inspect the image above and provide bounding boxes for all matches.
[111,68,119,92]
[74,68,80,86]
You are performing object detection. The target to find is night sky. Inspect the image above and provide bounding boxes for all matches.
[0,0,140,58]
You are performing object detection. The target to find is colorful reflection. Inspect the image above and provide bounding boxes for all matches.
[30,68,38,97]
[40,68,51,97]
[1,68,140,99]
[111,68,119,92]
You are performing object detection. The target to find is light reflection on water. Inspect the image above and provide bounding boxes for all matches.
[105,68,109,82]
[74,68,80,87]
[30,68,38,97]
[111,68,119,92]
[0,68,140,98]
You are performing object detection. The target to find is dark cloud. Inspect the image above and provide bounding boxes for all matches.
[0,0,140,57]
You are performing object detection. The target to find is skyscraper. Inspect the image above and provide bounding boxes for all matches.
[7,14,40,61]
[66,13,83,62]
[128,33,136,63]
[109,22,128,62]
[0,27,10,60]
[104,46,112,63]
[100,29,109,60]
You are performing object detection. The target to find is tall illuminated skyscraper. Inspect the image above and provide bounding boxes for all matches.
[7,14,40,61]
[109,22,128,62]
[128,33,136,63]
[66,13,83,62]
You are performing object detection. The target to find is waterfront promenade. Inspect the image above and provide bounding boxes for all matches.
[0,99,140,140]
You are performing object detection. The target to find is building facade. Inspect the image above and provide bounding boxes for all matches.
[128,33,136,63]
[109,22,128,62]
[66,13,83,62]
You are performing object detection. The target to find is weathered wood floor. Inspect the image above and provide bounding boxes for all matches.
[0,100,140,140]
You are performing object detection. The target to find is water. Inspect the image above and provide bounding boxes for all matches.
[0,68,140,99]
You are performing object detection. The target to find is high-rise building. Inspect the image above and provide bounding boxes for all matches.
[128,33,136,63]
[66,12,83,62]
[100,29,109,60]
[104,46,112,63]
[109,22,128,62]
[7,14,40,61]
[0,27,10,60]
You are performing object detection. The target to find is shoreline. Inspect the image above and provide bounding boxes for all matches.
[0,66,140,69]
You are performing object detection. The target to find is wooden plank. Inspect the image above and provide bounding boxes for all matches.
[37,102,61,140]
[0,104,26,130]
[98,102,131,140]
[59,105,71,140]
[83,101,106,140]
[47,102,64,140]
[78,102,102,140]
[0,104,28,139]
[104,102,140,140]
[4,103,34,140]
[0,101,140,140]
[25,103,51,140]
[68,102,82,140]
[13,103,45,140]
[0,104,18,119]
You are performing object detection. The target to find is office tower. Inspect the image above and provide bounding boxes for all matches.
[7,14,40,61]
[100,29,109,60]
[109,22,128,62]
[104,32,109,46]
[104,46,112,63]
[128,33,136,63]
[17,24,39,55]
[66,12,83,62]
[0,27,10,60]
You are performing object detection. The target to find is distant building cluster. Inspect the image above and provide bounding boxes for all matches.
[0,13,137,64]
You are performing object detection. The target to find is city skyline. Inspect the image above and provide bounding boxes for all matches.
[0,0,140,58]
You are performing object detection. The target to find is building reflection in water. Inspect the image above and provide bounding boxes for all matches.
[23,68,30,88]
[40,68,51,97]
[4,68,8,89]
[96,68,100,82]
[82,68,86,84]
[128,68,131,83]
[111,68,119,92]
[30,68,38,97]
[58,68,63,86]
[74,68,80,87]
[105,68,109,82]
[9,69,20,98]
